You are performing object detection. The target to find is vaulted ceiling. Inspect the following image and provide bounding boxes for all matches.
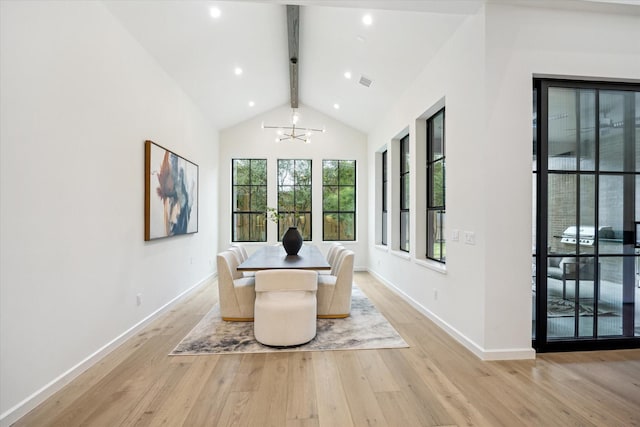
[103,0,639,134]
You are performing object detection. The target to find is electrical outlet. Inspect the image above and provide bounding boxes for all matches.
[136,293,142,306]
[452,229,460,242]
[434,289,438,300]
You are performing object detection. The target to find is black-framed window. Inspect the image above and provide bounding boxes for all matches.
[427,109,446,262]
[400,135,410,252]
[277,159,312,240]
[382,150,388,245]
[322,160,356,241]
[232,159,267,242]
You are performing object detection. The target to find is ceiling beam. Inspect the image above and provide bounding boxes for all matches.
[287,5,299,109]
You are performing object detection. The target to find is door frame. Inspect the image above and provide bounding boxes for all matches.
[533,77,640,353]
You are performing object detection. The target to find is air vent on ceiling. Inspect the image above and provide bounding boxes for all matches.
[359,75,372,87]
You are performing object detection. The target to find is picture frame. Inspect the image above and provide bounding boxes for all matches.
[145,140,199,241]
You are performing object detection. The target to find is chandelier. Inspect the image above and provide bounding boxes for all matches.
[261,109,325,144]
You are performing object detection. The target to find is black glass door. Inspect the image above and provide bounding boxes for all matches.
[534,79,640,352]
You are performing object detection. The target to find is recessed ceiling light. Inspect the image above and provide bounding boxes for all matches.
[234,67,243,76]
[362,14,373,26]
[248,101,255,107]
[344,71,352,79]
[209,7,221,19]
[333,103,340,110]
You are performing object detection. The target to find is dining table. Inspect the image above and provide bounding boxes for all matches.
[237,244,330,272]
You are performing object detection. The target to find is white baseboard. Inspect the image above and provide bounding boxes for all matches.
[366,269,535,361]
[0,273,216,427]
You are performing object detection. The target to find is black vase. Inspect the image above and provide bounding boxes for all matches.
[282,227,303,255]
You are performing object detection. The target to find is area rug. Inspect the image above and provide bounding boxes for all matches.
[547,296,617,317]
[171,286,408,355]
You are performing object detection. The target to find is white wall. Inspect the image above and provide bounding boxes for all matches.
[367,8,490,356]
[481,2,640,351]
[367,3,640,359]
[219,104,368,267]
[0,1,219,423]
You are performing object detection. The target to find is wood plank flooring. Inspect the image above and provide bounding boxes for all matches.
[14,272,640,426]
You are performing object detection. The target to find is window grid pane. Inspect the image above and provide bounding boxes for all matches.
[427,109,446,262]
[400,136,410,252]
[322,159,356,241]
[278,159,312,240]
[232,159,267,242]
[382,150,388,245]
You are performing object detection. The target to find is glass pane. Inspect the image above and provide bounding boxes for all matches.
[598,256,624,337]
[599,91,627,172]
[636,255,640,337]
[599,175,624,254]
[430,160,444,207]
[401,175,410,210]
[636,93,640,173]
[234,186,250,211]
[548,173,577,255]
[338,213,355,240]
[427,210,445,261]
[427,211,437,258]
[532,173,537,254]
[381,211,387,245]
[251,160,267,185]
[251,213,266,241]
[297,213,311,240]
[400,211,410,252]
[382,179,387,210]
[546,256,575,338]
[323,160,338,185]
[339,186,355,211]
[339,160,356,185]
[575,256,597,338]
[233,213,249,241]
[279,213,309,240]
[431,111,444,160]
[233,159,251,185]
[295,186,311,212]
[579,174,595,256]
[278,159,294,186]
[548,87,578,171]
[382,151,387,181]
[323,213,338,240]
[532,255,537,339]
[401,136,410,173]
[637,175,640,225]
[579,91,596,171]
[323,186,338,211]
[278,186,294,211]
[533,88,537,173]
[440,211,446,260]
[294,160,311,185]
[250,186,266,212]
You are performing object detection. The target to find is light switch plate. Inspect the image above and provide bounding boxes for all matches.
[464,231,476,245]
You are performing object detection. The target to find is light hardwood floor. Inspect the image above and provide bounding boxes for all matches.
[15,272,640,426]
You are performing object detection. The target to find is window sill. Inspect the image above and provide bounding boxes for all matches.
[374,244,389,252]
[415,258,447,274]
[322,240,358,245]
[391,250,411,261]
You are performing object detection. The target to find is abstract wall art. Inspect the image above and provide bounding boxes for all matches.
[145,140,199,241]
